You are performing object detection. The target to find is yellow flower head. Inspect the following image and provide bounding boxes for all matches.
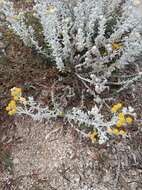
[112,128,119,135]
[116,120,124,128]
[8,109,16,116]
[119,130,126,136]
[6,100,16,111]
[118,112,125,122]
[111,103,122,113]
[6,100,16,116]
[11,87,22,100]
[112,43,122,50]
[126,117,133,124]
[88,131,97,143]
[115,112,125,128]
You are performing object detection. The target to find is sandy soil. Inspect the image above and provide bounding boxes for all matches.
[0,116,142,190]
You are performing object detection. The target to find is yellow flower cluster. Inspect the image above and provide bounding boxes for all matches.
[6,100,16,116]
[6,87,27,116]
[87,103,134,143]
[11,87,22,100]
[107,127,126,136]
[88,130,97,143]
[111,103,122,113]
[116,113,133,128]
[108,103,133,136]
[116,112,125,127]
[112,43,122,50]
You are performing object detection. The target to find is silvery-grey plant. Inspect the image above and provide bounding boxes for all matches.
[16,96,136,144]
[1,0,142,95]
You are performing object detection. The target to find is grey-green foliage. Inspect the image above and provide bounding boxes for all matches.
[1,0,142,91]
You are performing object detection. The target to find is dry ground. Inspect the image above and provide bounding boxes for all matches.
[0,117,142,190]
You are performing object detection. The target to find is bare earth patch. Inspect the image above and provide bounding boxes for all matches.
[0,117,141,190]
